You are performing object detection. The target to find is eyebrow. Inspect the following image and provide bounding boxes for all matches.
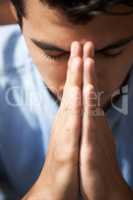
[31,35,133,55]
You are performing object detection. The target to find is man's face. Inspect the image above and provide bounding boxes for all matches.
[20,0,133,106]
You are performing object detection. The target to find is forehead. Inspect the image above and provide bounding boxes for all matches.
[23,0,133,49]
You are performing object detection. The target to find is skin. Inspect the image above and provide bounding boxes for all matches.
[0,0,16,25]
[23,43,82,200]
[22,42,133,200]
[11,0,133,199]
[20,1,133,107]
[80,42,132,200]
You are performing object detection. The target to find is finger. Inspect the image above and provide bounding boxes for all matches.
[70,41,83,58]
[83,58,97,120]
[57,42,83,156]
[83,41,96,89]
[82,55,97,147]
[82,41,97,134]
[60,41,83,118]
[83,42,94,59]
[83,58,96,88]
[65,41,83,88]
[83,57,97,115]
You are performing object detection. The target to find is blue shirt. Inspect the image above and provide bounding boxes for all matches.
[0,25,133,199]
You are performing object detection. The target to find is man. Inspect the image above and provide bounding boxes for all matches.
[0,0,133,199]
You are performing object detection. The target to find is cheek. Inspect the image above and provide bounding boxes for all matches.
[95,55,132,95]
[37,60,68,93]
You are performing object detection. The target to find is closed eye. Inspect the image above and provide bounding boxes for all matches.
[31,35,133,61]
[43,50,70,61]
[44,46,125,60]
[98,47,124,58]
[96,36,133,58]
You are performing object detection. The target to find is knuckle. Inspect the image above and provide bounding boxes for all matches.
[54,145,78,166]
[67,57,82,81]
[68,56,82,68]
[74,56,82,65]
[81,145,93,162]
[72,57,82,72]
[83,84,95,97]
[85,57,95,67]
[80,144,97,168]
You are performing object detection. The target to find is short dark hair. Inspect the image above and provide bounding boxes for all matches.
[11,0,133,24]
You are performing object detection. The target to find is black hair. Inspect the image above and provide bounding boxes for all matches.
[11,0,133,24]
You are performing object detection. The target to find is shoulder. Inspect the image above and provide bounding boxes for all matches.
[0,24,29,75]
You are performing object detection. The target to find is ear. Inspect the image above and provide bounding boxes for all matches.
[10,2,18,22]
[0,1,17,25]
